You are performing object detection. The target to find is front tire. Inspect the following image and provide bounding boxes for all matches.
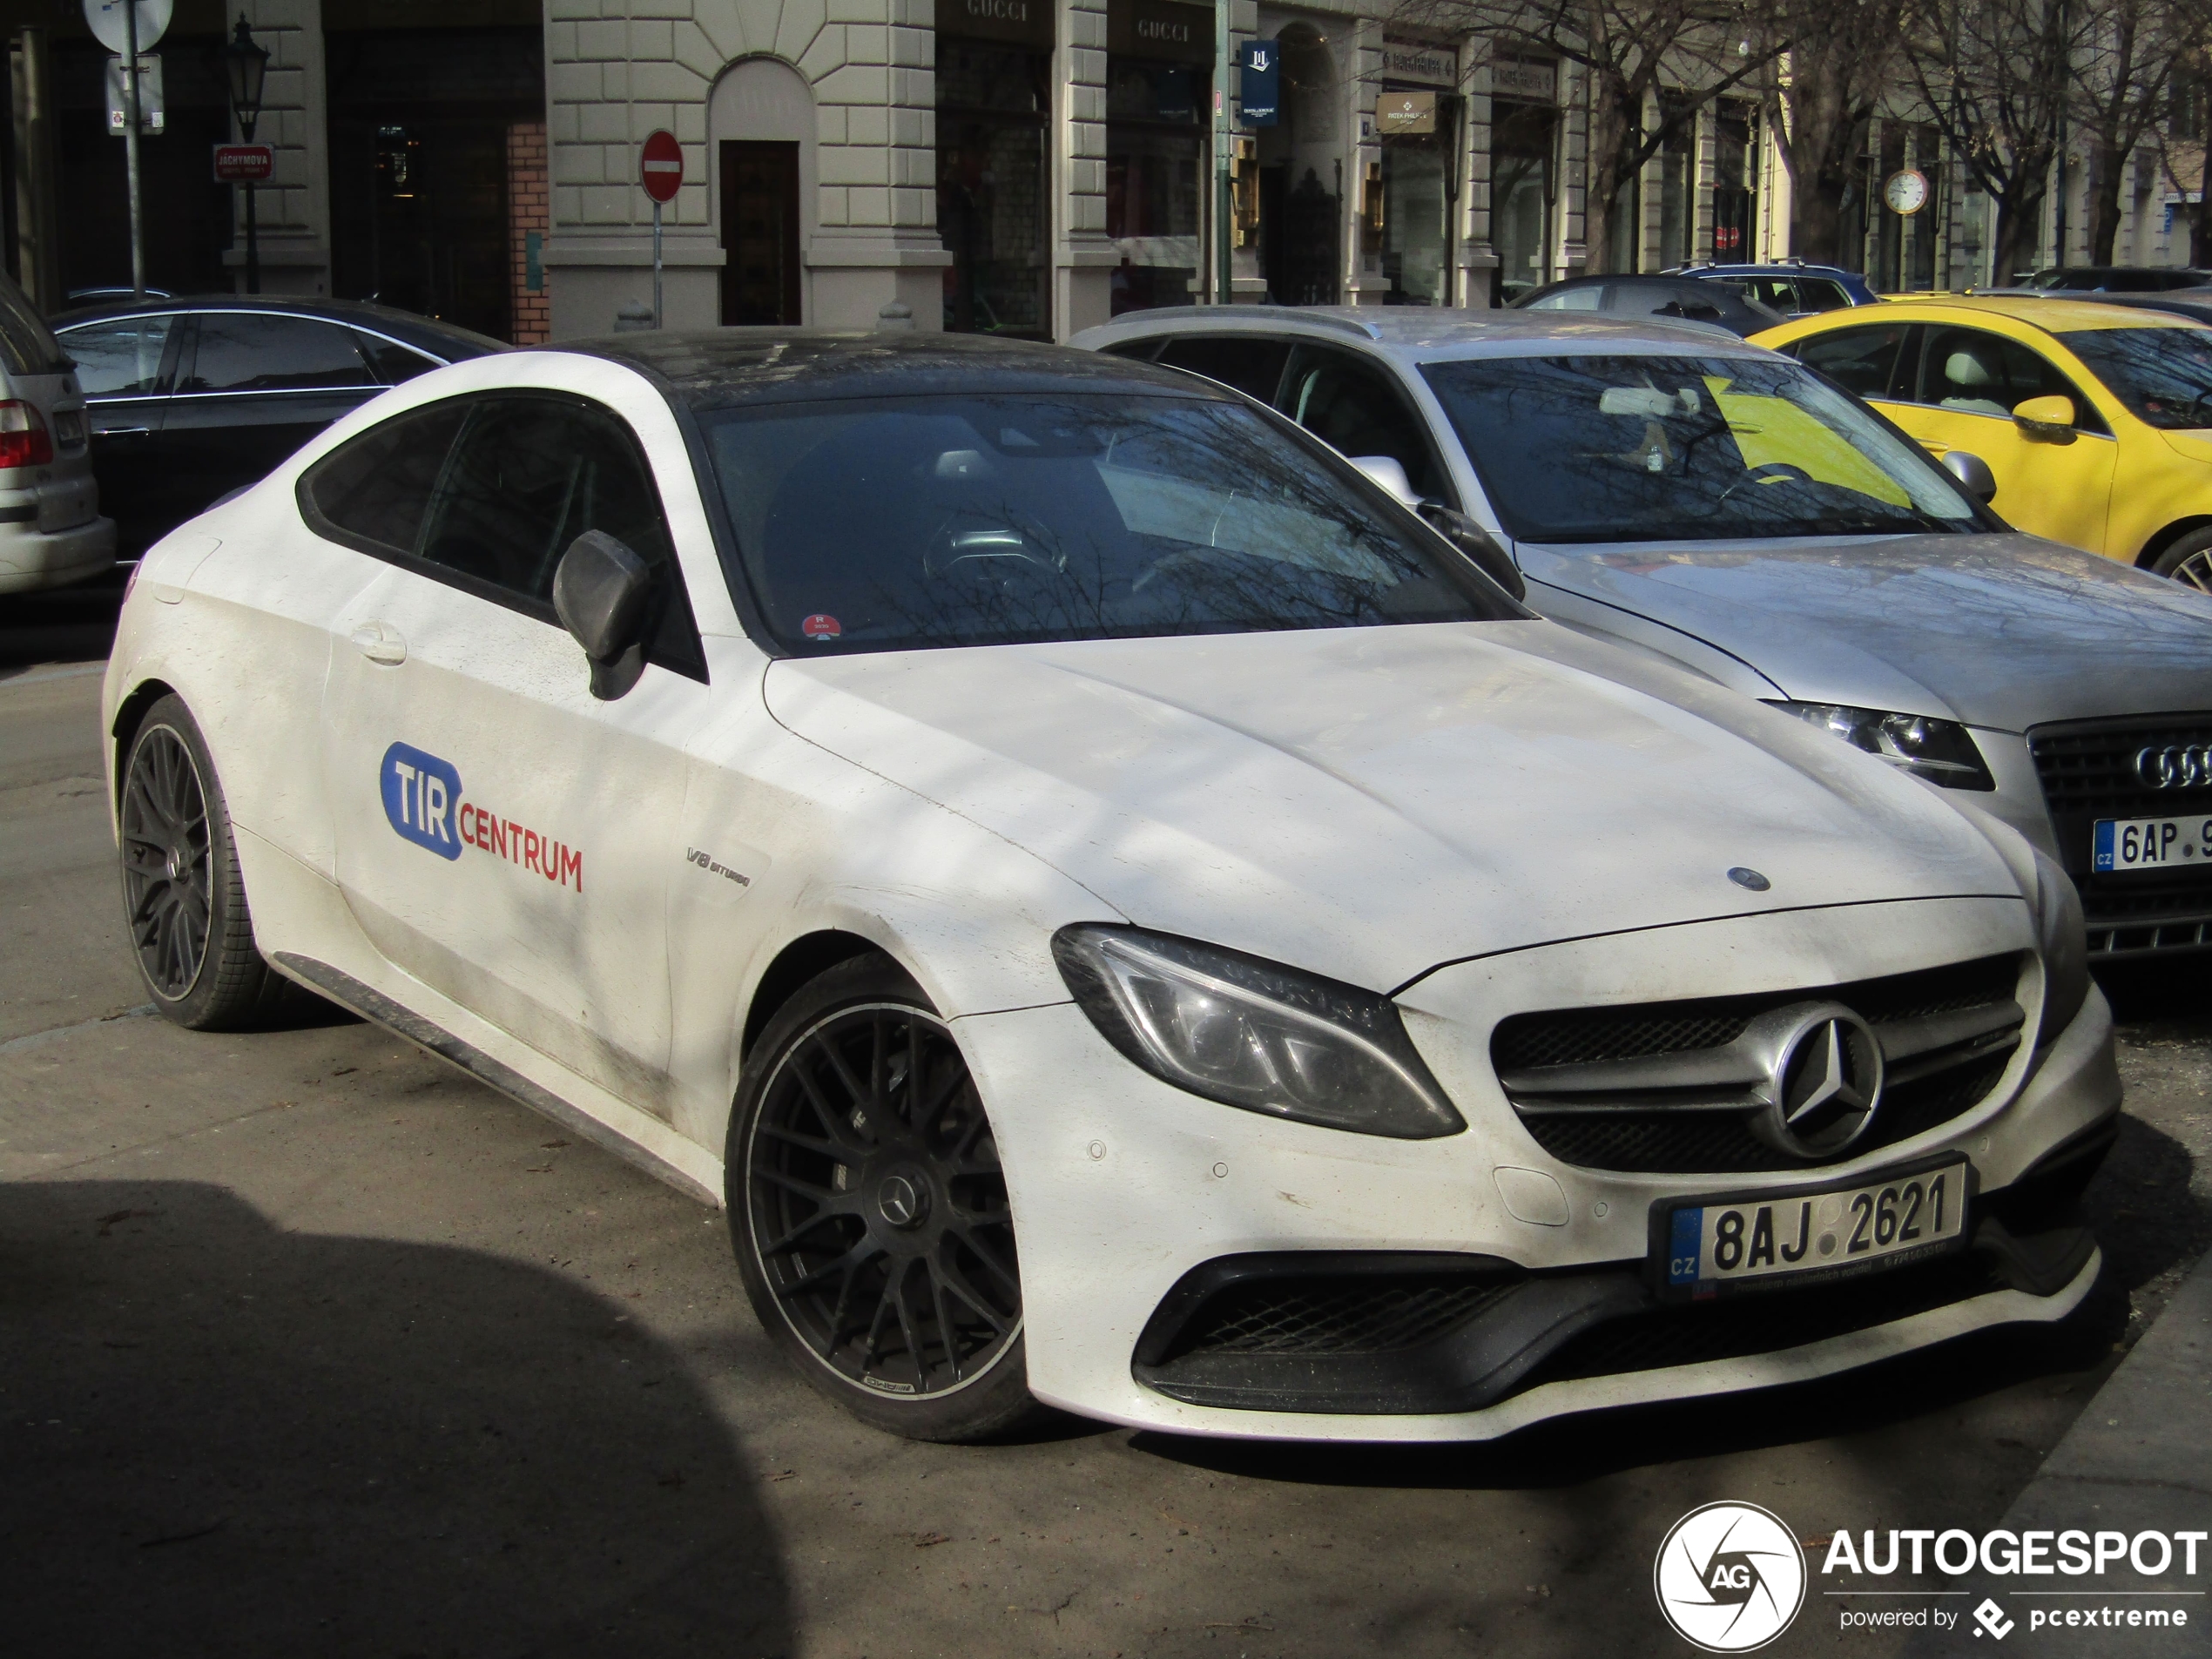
[118,694,292,1029]
[728,955,1039,1441]
[2150,526,2212,592]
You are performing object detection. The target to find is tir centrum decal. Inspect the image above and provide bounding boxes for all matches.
[379,740,583,892]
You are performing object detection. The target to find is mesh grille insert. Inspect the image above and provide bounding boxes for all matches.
[1163,1273,1521,1359]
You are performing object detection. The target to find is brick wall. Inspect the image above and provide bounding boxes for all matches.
[508,120,551,344]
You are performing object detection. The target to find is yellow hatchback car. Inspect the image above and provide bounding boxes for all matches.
[1753,296,2212,587]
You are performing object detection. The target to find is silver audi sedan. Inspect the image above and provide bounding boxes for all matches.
[1074,307,2212,968]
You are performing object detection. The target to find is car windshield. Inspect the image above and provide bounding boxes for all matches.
[700,392,1518,653]
[1419,354,1981,544]
[2057,326,2212,429]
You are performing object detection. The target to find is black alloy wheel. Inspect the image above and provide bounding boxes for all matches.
[121,721,214,1000]
[117,695,293,1029]
[731,956,1036,1441]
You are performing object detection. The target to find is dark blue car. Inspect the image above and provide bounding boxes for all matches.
[1661,261,1879,315]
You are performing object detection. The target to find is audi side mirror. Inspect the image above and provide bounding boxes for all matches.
[1417,501,1527,603]
[1940,450,1999,504]
[1348,454,1419,505]
[553,529,651,700]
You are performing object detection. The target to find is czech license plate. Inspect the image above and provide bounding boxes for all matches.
[1660,1157,1971,1300]
[2094,815,2212,873]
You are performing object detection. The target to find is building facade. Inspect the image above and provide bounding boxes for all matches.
[1,0,2198,345]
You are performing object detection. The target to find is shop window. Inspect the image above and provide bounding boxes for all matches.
[1379,90,1458,307]
[1490,99,1554,305]
[1713,102,1756,260]
[1105,54,1210,315]
[939,40,1052,338]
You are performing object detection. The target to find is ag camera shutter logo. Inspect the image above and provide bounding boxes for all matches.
[1655,1501,1807,1652]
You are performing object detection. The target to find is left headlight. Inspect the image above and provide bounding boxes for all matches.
[1051,925,1466,1139]
[2031,848,2090,1040]
[1770,701,1994,790]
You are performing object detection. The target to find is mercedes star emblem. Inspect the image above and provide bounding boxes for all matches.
[1740,1001,1885,1157]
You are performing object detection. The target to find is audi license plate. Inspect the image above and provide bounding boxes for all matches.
[1660,1157,1970,1300]
[2094,815,2212,873]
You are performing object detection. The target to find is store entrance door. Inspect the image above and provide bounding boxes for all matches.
[720,142,802,324]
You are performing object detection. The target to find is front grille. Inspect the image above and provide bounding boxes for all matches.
[2029,714,2212,957]
[1519,1251,2009,1388]
[1159,1272,1521,1360]
[1493,956,2023,1175]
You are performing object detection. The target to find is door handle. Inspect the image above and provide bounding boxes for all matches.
[96,427,152,439]
[348,621,408,665]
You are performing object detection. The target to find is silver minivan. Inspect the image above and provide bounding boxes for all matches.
[0,272,113,593]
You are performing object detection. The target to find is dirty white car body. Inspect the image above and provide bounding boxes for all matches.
[102,333,2117,1442]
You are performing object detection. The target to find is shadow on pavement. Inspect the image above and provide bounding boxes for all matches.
[1133,1116,2203,1498]
[0,1180,793,1658]
[0,579,122,673]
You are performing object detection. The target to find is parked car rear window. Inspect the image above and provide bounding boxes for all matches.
[701,392,1519,654]
[185,314,375,393]
[2056,326,2212,429]
[1420,354,1980,543]
[57,316,175,395]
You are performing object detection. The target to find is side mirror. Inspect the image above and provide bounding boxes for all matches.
[1348,454,1420,506]
[1417,501,1527,602]
[2012,395,2077,440]
[1940,450,1999,504]
[552,529,652,700]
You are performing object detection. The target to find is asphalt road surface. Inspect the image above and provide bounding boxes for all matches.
[4,596,2208,1659]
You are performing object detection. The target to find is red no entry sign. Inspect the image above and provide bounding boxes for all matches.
[212,143,273,183]
[640,130,683,203]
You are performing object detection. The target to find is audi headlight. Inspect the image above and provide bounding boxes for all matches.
[2032,848,2090,1039]
[1051,925,1465,1139]
[1770,702,1994,790]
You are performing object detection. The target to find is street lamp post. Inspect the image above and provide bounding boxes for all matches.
[222,13,268,294]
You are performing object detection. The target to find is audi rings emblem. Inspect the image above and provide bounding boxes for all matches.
[2135,743,2212,790]
[1741,1001,1885,1159]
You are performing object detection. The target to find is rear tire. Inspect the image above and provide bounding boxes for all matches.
[118,694,293,1029]
[728,954,1041,1442]
[2149,526,2212,592]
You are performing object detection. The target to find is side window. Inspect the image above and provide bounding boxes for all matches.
[184,314,376,393]
[57,316,176,396]
[1154,335,1292,403]
[415,395,705,677]
[300,402,469,556]
[1527,286,1603,311]
[1917,327,2110,433]
[1737,277,1799,314]
[353,332,440,385]
[1643,287,1726,323]
[1796,279,1852,312]
[1282,345,1450,503]
[1793,323,1915,401]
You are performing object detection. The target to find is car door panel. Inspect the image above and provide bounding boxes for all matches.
[314,390,711,1123]
[63,313,183,558]
[322,569,699,1121]
[1869,324,2117,552]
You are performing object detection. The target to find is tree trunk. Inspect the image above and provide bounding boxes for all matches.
[1992,179,2049,282]
[1780,34,1878,267]
[1582,84,1636,274]
[2087,143,2127,264]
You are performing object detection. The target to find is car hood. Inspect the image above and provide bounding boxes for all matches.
[1519,531,2212,730]
[764,623,2020,992]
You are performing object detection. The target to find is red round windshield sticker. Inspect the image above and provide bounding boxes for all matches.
[801,613,841,640]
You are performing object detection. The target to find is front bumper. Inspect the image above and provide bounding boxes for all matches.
[962,896,2119,1440]
[0,514,116,594]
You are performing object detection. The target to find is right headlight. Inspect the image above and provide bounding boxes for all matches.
[1051,924,1465,1139]
[1770,701,1995,790]
[2031,848,2090,1041]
